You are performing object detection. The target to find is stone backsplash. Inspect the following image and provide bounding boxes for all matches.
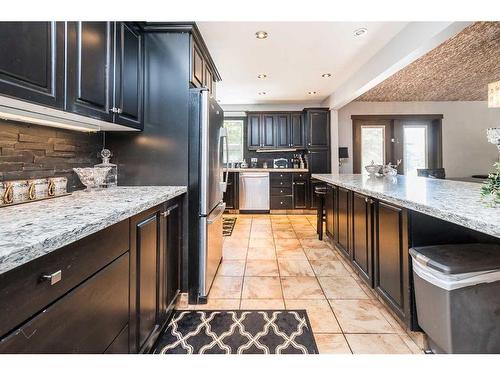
[0,120,100,192]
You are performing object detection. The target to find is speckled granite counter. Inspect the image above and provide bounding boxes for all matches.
[312,174,500,239]
[228,168,309,173]
[0,186,187,275]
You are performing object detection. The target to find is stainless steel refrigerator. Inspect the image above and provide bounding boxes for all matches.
[189,89,227,302]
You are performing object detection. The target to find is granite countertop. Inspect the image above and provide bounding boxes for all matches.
[227,168,309,173]
[312,174,500,239]
[0,186,187,275]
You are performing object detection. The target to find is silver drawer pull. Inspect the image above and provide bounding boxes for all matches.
[41,270,62,285]
[161,209,171,217]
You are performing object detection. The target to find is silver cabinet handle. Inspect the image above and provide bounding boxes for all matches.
[161,209,171,217]
[41,270,62,285]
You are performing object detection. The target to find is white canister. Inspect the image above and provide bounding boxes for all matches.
[3,180,29,204]
[48,177,67,196]
[28,178,49,200]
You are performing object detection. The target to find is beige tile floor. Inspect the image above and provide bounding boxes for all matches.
[176,214,422,354]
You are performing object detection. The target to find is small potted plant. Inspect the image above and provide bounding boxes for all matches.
[480,162,500,207]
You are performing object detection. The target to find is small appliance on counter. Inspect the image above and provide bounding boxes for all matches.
[250,157,258,168]
[273,158,288,169]
[240,159,248,168]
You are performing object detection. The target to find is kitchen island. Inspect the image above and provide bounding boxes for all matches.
[311,173,500,331]
[0,186,186,353]
[312,174,500,238]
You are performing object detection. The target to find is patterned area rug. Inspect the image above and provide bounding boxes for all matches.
[154,310,318,354]
[223,217,237,236]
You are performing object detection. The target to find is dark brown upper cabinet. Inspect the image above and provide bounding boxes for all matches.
[261,114,276,148]
[191,43,204,88]
[0,22,65,109]
[246,111,305,150]
[290,113,305,148]
[247,114,261,150]
[191,38,217,98]
[275,113,290,148]
[114,22,143,129]
[305,108,330,149]
[66,22,115,122]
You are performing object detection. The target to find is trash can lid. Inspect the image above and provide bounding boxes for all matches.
[409,244,500,275]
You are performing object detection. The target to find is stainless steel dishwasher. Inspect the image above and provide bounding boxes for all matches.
[239,172,269,211]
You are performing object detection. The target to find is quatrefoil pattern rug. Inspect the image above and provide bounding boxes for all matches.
[155,310,318,354]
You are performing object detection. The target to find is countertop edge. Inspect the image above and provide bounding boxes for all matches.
[0,186,187,275]
[312,174,498,238]
[227,168,309,173]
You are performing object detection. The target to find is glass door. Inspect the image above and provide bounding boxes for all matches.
[402,125,428,176]
[361,126,386,171]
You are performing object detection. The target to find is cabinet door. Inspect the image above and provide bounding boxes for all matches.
[306,109,330,148]
[66,22,114,122]
[130,208,161,352]
[261,114,275,148]
[0,22,65,109]
[293,180,308,209]
[275,113,290,148]
[191,43,204,87]
[114,22,143,129]
[164,202,182,309]
[325,185,335,238]
[290,113,305,148]
[204,65,214,96]
[308,149,330,173]
[374,202,410,323]
[337,187,350,257]
[247,114,261,150]
[352,192,373,285]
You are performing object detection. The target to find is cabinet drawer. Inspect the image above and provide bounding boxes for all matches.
[271,195,293,209]
[293,172,310,181]
[270,173,292,187]
[271,187,292,196]
[0,253,129,353]
[0,220,129,338]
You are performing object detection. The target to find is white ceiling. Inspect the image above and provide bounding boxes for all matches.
[197,22,408,105]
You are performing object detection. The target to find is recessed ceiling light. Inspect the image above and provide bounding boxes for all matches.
[354,27,368,37]
[258,91,266,95]
[255,31,268,39]
[308,91,318,95]
[322,73,332,78]
[257,74,267,79]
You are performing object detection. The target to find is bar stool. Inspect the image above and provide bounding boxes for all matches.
[314,185,327,240]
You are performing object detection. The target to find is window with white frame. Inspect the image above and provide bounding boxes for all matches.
[223,118,244,163]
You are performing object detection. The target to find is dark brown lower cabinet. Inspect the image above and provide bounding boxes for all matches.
[337,186,350,257]
[0,253,129,354]
[374,201,410,324]
[325,184,335,238]
[129,197,183,353]
[351,192,374,286]
[292,180,308,209]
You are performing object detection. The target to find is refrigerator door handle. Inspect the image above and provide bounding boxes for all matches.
[220,127,228,193]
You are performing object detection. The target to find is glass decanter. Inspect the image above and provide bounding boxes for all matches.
[94,148,117,188]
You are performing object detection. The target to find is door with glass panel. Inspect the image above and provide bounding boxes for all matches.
[353,116,442,176]
[353,120,392,174]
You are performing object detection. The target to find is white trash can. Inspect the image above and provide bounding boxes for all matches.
[410,243,500,354]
